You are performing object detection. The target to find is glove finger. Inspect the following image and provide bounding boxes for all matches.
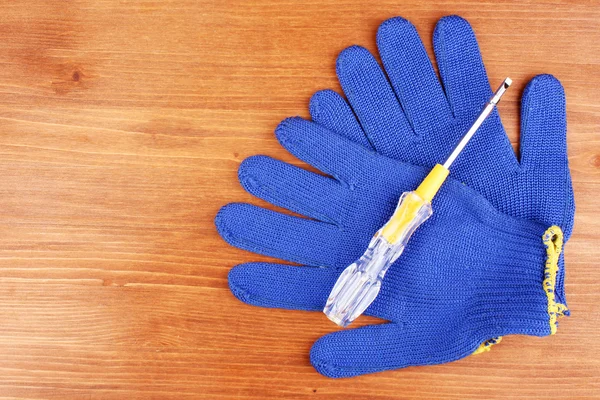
[433,15,492,120]
[377,17,452,135]
[238,155,348,225]
[309,89,372,149]
[310,324,475,378]
[228,262,338,310]
[335,45,415,157]
[520,74,568,168]
[215,203,355,268]
[519,74,574,240]
[275,117,387,186]
[311,324,409,378]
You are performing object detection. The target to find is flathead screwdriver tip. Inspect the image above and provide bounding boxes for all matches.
[490,77,512,105]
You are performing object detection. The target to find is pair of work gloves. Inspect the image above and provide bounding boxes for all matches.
[215,16,574,378]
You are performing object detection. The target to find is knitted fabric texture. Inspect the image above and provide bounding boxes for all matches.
[309,16,574,307]
[216,117,564,378]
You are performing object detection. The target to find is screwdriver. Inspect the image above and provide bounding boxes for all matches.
[323,78,513,327]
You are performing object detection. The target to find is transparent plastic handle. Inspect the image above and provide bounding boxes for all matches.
[323,191,433,327]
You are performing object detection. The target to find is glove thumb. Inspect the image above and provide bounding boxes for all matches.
[310,323,483,378]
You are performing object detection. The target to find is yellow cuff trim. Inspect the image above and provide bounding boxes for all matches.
[473,337,502,355]
[543,226,567,335]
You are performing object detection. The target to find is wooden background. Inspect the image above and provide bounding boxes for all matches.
[0,0,598,398]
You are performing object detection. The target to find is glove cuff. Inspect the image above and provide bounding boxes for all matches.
[469,225,567,343]
[471,225,567,355]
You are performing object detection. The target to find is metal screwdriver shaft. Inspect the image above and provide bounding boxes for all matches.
[323,78,512,327]
[443,78,512,169]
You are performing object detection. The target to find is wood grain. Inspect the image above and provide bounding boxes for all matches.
[0,0,598,398]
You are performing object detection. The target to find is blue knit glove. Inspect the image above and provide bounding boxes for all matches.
[308,16,574,306]
[216,117,566,378]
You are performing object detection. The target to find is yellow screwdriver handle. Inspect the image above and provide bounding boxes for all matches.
[416,164,450,203]
[381,164,449,243]
[323,164,450,327]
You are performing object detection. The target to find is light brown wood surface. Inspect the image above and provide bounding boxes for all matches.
[0,0,598,398]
